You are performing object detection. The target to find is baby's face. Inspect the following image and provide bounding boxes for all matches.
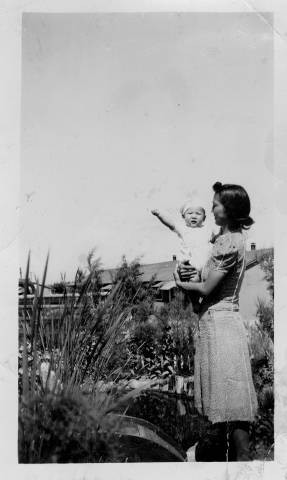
[183,207,205,228]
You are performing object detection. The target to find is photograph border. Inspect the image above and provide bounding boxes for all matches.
[0,1,286,479]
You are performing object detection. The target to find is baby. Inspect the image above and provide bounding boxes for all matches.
[152,200,215,310]
[152,200,214,273]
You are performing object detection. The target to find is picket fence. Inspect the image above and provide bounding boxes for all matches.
[150,374,194,397]
[130,352,194,397]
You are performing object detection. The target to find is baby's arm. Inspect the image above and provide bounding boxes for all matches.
[151,209,182,236]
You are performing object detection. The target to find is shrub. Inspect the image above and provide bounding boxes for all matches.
[127,390,207,451]
[113,256,156,311]
[18,253,155,463]
[257,249,274,300]
[256,298,274,341]
[19,393,117,463]
[125,292,197,379]
[248,248,274,459]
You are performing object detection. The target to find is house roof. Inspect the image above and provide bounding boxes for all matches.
[100,260,177,285]
[159,280,177,290]
[100,249,271,286]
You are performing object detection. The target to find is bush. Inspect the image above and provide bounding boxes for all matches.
[113,256,156,308]
[19,394,118,463]
[127,390,207,451]
[256,298,274,341]
[125,292,197,379]
[247,248,274,459]
[257,249,274,300]
[18,254,154,463]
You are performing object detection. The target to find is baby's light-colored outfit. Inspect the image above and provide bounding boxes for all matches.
[174,223,213,272]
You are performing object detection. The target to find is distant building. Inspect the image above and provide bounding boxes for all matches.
[100,258,178,303]
[19,246,273,322]
[99,248,271,305]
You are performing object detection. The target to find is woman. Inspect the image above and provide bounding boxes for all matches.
[174,182,258,461]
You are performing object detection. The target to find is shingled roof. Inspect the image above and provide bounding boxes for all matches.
[100,260,177,285]
[100,249,267,286]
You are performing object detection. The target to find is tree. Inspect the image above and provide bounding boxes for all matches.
[255,249,274,341]
[257,249,274,300]
[113,256,155,312]
[75,248,103,302]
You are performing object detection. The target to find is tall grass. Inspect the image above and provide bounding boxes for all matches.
[18,254,156,463]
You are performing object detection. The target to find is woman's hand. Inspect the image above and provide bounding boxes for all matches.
[173,266,200,290]
[177,262,199,282]
[173,269,182,287]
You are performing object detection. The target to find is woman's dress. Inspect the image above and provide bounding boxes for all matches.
[194,231,258,424]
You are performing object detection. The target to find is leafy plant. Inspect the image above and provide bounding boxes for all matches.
[247,248,274,459]
[257,249,274,300]
[18,253,157,463]
[19,393,117,463]
[125,293,197,379]
[113,256,156,310]
[127,390,207,451]
[256,298,274,341]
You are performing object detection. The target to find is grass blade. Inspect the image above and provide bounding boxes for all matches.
[22,252,31,399]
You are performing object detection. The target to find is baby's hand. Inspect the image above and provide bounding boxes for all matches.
[151,209,160,216]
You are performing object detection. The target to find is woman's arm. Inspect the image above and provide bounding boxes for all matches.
[174,268,225,296]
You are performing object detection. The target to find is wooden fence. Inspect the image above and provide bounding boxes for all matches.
[151,374,194,397]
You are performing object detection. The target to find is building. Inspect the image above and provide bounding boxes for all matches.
[99,246,272,307]
[100,259,178,303]
[19,245,273,323]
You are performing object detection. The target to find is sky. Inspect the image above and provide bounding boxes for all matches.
[20,12,274,282]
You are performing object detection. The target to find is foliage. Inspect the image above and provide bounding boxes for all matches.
[250,341,274,458]
[124,293,197,380]
[18,253,155,463]
[160,294,197,364]
[257,249,274,300]
[19,247,276,462]
[247,248,274,459]
[256,298,274,342]
[19,393,117,463]
[51,282,67,294]
[127,390,207,451]
[247,322,273,368]
[113,256,156,310]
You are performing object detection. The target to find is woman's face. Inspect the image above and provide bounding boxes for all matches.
[212,194,228,226]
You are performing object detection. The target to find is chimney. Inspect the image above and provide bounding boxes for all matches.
[172,255,177,261]
[250,242,256,251]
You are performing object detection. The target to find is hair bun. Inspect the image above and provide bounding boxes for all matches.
[243,216,254,227]
[236,215,254,228]
[213,182,223,193]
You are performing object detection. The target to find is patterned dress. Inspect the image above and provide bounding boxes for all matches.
[194,230,258,424]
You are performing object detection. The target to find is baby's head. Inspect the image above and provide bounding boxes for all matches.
[180,201,206,228]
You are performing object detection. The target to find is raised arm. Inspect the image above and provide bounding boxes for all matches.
[151,209,181,235]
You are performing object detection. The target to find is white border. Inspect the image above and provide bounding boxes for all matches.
[0,1,286,479]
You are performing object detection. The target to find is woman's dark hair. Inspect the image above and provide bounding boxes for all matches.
[212,182,254,230]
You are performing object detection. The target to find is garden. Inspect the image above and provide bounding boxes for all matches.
[18,250,274,462]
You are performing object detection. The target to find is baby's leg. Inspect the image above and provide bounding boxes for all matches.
[182,265,201,312]
[185,291,201,313]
